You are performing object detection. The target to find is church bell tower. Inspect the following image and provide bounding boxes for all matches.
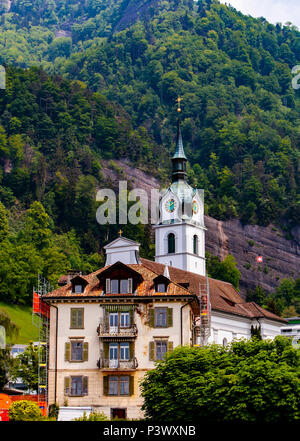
[154,100,206,276]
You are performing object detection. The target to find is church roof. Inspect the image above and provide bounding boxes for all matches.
[44,258,285,323]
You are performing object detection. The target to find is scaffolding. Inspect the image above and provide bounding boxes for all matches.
[197,274,211,346]
[32,275,51,404]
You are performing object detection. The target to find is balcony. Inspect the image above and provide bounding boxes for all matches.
[97,358,138,370]
[97,322,138,338]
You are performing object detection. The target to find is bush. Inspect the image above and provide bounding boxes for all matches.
[73,410,108,421]
[48,403,59,420]
[9,400,43,421]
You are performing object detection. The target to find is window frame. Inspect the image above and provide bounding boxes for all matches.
[71,341,83,361]
[155,341,168,361]
[108,376,130,396]
[155,307,167,328]
[70,308,84,329]
[70,376,83,397]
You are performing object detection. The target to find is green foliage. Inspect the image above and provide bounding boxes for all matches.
[11,342,39,392]
[48,403,59,420]
[141,337,300,422]
[73,410,109,421]
[0,302,38,343]
[206,252,241,289]
[9,400,43,421]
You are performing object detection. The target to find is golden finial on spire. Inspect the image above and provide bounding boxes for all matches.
[118,229,123,237]
[177,96,182,113]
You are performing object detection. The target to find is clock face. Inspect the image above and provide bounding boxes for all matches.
[165,198,176,213]
[192,200,199,214]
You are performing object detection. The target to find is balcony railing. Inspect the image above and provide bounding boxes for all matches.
[97,322,138,337]
[97,358,138,370]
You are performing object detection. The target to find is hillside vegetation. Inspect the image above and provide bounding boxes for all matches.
[0,0,299,310]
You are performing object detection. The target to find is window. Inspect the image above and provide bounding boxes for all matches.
[70,308,84,329]
[109,376,118,395]
[223,338,228,347]
[193,235,198,255]
[71,342,83,361]
[107,279,132,294]
[155,307,167,327]
[120,312,130,328]
[71,376,83,396]
[156,283,166,293]
[108,376,130,396]
[120,343,129,361]
[120,279,128,293]
[156,341,168,360]
[111,279,119,294]
[74,284,83,293]
[168,233,175,254]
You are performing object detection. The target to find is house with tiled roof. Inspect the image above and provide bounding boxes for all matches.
[44,119,286,420]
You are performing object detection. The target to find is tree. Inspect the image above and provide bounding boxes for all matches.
[206,252,241,289]
[0,202,9,242]
[11,342,39,392]
[0,310,19,390]
[141,337,300,422]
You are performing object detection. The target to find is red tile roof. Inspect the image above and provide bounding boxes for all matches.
[44,258,286,323]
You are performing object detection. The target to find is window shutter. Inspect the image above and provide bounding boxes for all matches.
[129,308,134,326]
[129,342,134,360]
[106,278,111,293]
[83,376,88,396]
[149,308,155,327]
[65,342,71,362]
[78,309,84,329]
[104,310,109,328]
[167,341,173,353]
[70,309,76,328]
[83,342,89,361]
[129,376,134,396]
[103,342,109,360]
[149,341,155,361]
[128,278,133,294]
[103,376,108,396]
[167,308,173,327]
[64,377,70,396]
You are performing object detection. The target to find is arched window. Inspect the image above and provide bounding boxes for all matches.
[222,338,228,347]
[168,233,175,254]
[193,235,198,255]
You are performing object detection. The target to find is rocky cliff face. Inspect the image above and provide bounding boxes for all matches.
[102,159,300,297]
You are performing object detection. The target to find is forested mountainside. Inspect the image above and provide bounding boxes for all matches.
[1,0,299,227]
[0,0,299,313]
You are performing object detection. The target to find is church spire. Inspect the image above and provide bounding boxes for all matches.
[172,98,188,182]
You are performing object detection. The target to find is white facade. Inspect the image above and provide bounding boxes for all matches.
[104,237,140,266]
[155,184,206,276]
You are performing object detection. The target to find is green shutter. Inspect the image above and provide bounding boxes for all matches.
[64,377,70,395]
[103,342,109,360]
[103,376,108,396]
[104,310,109,328]
[70,309,76,328]
[65,342,71,362]
[129,308,134,326]
[129,376,134,396]
[149,308,155,327]
[167,341,173,353]
[167,308,173,327]
[83,376,88,395]
[129,342,134,359]
[83,342,89,361]
[149,341,155,361]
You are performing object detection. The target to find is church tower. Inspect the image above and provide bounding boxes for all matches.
[154,106,206,276]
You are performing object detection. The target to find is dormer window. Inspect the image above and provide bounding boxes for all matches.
[71,275,88,294]
[156,283,166,293]
[106,278,133,294]
[74,284,83,294]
